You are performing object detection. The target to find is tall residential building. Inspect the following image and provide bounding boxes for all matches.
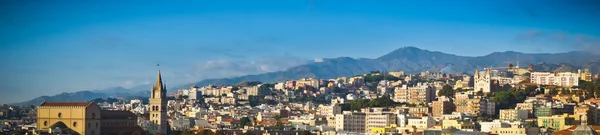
[335,111,366,133]
[454,94,496,116]
[409,83,436,104]
[530,72,579,87]
[393,85,409,103]
[149,71,168,134]
[363,108,396,132]
[393,83,435,104]
[188,85,201,100]
[245,84,270,96]
[432,99,455,119]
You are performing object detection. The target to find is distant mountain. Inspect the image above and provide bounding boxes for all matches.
[182,47,600,88]
[16,91,108,106]
[17,47,600,106]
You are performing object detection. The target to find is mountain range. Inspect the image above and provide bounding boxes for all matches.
[14,47,600,106]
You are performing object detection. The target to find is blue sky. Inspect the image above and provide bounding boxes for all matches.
[1,0,599,104]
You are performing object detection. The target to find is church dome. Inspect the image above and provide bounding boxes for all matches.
[573,115,598,135]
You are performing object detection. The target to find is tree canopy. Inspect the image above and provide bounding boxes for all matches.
[437,85,455,97]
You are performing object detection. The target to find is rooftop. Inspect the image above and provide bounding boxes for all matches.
[40,102,92,107]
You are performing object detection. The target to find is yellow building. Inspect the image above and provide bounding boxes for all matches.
[537,114,575,130]
[442,119,476,131]
[37,102,102,135]
[37,102,144,135]
[371,124,398,134]
[492,126,540,135]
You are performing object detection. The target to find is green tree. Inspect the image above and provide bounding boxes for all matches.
[437,85,455,97]
[240,117,252,127]
[475,91,484,96]
[561,88,570,94]
[494,91,517,109]
[274,115,284,130]
[548,88,559,95]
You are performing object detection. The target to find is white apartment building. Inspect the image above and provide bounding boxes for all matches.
[479,120,510,133]
[335,111,366,133]
[319,104,342,117]
[530,72,579,87]
[188,89,201,100]
[393,85,409,103]
[365,112,396,132]
[407,116,435,130]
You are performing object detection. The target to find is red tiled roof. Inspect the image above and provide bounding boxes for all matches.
[40,102,92,107]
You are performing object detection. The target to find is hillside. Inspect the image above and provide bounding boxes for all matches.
[16,47,600,106]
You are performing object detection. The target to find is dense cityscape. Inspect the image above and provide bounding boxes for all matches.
[1,64,600,135]
[3,1,600,135]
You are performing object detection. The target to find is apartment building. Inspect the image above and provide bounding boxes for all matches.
[407,116,436,130]
[442,119,476,132]
[454,94,496,116]
[530,72,579,87]
[245,84,270,96]
[393,83,435,104]
[499,109,529,121]
[432,100,454,119]
[335,111,366,133]
[365,112,396,133]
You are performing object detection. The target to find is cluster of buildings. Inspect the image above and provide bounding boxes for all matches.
[1,64,599,135]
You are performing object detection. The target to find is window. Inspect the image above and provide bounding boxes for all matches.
[44,121,48,126]
[73,122,77,127]
[92,113,96,119]
[58,113,62,118]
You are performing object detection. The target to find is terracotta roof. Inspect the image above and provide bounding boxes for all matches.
[101,110,137,119]
[40,102,92,107]
[222,119,240,123]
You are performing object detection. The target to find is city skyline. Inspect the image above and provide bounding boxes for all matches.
[2,0,600,104]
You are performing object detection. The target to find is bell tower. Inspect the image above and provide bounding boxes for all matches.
[149,71,168,134]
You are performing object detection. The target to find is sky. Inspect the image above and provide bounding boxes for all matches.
[1,0,600,104]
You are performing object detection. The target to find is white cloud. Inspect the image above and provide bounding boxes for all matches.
[186,57,309,81]
[121,80,134,88]
[314,58,324,62]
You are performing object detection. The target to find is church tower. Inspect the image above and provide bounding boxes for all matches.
[149,71,168,134]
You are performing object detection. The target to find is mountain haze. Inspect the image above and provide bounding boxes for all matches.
[186,47,600,88]
[15,47,600,105]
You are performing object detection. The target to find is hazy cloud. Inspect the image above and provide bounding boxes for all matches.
[187,56,309,80]
[314,58,324,62]
[515,30,600,53]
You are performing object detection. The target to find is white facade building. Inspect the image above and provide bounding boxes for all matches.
[530,72,579,87]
